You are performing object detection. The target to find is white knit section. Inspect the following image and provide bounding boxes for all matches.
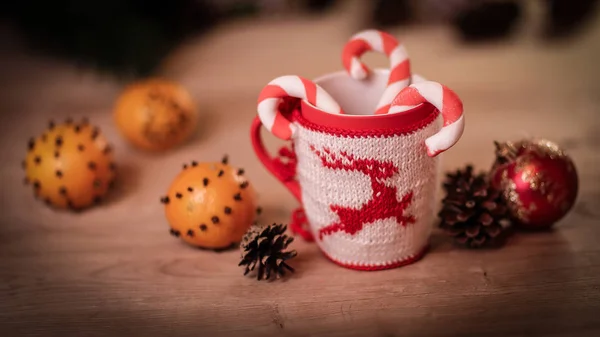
[294,115,443,267]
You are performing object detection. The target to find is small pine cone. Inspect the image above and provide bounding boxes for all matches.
[239,223,297,280]
[438,165,512,248]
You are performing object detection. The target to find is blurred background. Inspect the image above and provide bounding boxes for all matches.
[1,0,598,77]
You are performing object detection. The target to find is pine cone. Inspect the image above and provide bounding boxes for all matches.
[438,165,511,248]
[239,223,297,280]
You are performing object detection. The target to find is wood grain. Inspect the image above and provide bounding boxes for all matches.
[1,2,599,336]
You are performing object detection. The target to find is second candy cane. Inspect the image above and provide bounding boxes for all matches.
[342,29,412,115]
[257,75,344,140]
[391,81,465,157]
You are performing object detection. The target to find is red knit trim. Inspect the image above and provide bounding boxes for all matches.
[291,105,439,137]
[321,245,429,271]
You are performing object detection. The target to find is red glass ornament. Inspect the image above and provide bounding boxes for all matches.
[490,139,578,229]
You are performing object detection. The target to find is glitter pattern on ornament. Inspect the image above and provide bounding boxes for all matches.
[490,139,579,229]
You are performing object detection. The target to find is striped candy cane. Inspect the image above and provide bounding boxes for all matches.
[342,29,411,115]
[390,81,465,157]
[257,75,344,140]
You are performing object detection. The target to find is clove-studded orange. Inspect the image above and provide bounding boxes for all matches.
[113,78,198,152]
[23,118,116,211]
[161,156,258,249]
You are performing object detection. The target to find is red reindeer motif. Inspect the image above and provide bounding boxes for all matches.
[310,145,416,240]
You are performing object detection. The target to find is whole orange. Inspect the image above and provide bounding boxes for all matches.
[23,118,116,211]
[161,157,258,249]
[113,78,198,151]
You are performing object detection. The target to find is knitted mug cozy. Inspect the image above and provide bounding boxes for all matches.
[252,70,462,270]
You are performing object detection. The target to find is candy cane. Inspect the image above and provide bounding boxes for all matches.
[390,81,465,157]
[257,75,344,140]
[342,29,411,115]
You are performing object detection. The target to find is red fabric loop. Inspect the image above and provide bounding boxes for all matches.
[289,208,314,242]
[272,144,297,182]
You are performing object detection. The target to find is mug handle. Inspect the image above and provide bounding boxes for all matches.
[250,116,302,202]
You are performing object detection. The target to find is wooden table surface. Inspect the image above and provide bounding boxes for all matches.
[1,2,599,336]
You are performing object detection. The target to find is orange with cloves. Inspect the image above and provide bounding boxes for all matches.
[23,118,116,211]
[161,156,258,249]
